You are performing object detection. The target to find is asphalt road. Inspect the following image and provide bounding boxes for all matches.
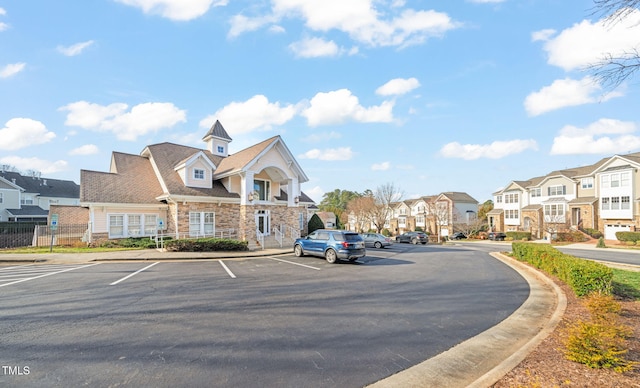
[1,244,529,387]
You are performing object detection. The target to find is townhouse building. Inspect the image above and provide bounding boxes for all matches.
[0,169,80,222]
[490,152,640,241]
[346,192,478,238]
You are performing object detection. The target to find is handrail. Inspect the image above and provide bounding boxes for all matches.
[256,228,265,250]
[273,227,283,247]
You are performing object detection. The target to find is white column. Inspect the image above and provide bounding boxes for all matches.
[241,171,255,205]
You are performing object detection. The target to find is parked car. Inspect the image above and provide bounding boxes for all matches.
[488,232,507,241]
[293,229,366,263]
[395,231,428,244]
[361,233,393,249]
[449,232,467,240]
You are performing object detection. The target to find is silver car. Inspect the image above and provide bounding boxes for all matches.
[361,233,393,249]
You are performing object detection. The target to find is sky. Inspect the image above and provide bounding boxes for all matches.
[1,0,639,205]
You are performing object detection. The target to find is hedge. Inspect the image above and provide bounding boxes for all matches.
[165,238,249,252]
[512,242,613,296]
[616,231,640,243]
[506,231,531,241]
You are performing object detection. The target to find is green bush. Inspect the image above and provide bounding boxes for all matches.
[99,237,162,249]
[165,238,248,252]
[616,231,640,242]
[506,231,531,241]
[512,242,613,296]
[597,237,606,248]
[581,227,603,239]
[308,214,325,234]
[381,229,391,237]
[555,231,588,243]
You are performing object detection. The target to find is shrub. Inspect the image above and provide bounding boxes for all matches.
[581,227,603,239]
[616,231,640,242]
[381,229,391,237]
[308,214,325,234]
[99,237,160,249]
[596,237,606,248]
[165,238,248,252]
[555,231,588,243]
[564,293,635,372]
[506,231,531,241]
[512,242,613,296]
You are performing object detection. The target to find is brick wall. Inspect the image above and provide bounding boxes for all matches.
[49,205,89,225]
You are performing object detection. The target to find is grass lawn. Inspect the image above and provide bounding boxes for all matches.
[612,268,640,301]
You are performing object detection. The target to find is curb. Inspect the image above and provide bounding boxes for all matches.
[367,252,566,388]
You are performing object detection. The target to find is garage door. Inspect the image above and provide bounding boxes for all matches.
[604,224,630,240]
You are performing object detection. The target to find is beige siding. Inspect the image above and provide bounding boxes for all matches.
[91,206,168,233]
[184,158,212,188]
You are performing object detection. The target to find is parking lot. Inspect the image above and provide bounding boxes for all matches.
[1,244,529,387]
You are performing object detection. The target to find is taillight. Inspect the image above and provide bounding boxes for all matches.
[341,241,349,248]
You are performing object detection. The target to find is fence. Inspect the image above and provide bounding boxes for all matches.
[0,222,46,249]
[33,224,89,247]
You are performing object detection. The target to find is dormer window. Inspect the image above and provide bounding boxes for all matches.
[193,169,205,180]
[217,145,224,154]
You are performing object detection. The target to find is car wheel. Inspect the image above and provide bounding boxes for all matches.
[411,238,418,244]
[325,249,337,264]
[374,241,382,249]
[421,242,427,245]
[294,244,304,257]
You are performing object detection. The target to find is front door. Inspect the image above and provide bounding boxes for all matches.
[571,208,581,227]
[256,211,270,236]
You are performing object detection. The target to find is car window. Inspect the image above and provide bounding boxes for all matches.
[317,232,330,240]
[307,231,318,239]
[343,234,362,241]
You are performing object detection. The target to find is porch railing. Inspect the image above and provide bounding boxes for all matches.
[273,227,283,247]
[256,228,265,250]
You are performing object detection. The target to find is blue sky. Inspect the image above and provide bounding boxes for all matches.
[1,0,639,204]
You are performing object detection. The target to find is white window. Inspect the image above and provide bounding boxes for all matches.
[189,212,215,237]
[128,215,142,236]
[217,145,224,153]
[548,185,565,196]
[417,215,425,224]
[621,196,630,210]
[145,215,158,234]
[399,208,406,215]
[610,173,620,188]
[601,175,610,188]
[505,193,519,203]
[544,204,565,219]
[621,172,630,187]
[611,197,620,210]
[505,209,519,219]
[253,179,271,201]
[109,215,124,237]
[581,177,593,189]
[193,168,205,180]
[531,188,541,197]
[496,195,502,203]
[21,196,34,205]
[601,197,609,210]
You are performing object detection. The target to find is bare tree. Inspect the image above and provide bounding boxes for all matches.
[370,183,404,233]
[346,196,375,233]
[588,0,640,90]
[424,199,450,243]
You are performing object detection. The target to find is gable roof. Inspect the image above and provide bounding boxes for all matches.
[142,143,236,198]
[439,192,478,203]
[0,171,79,198]
[81,152,164,204]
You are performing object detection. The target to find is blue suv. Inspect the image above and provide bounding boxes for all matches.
[293,229,366,263]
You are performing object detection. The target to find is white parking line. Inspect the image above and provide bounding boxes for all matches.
[0,263,100,288]
[270,257,321,270]
[219,260,237,278]
[110,262,159,285]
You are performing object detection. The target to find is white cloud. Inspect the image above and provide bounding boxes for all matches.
[289,37,341,58]
[524,76,621,116]
[440,139,538,160]
[540,9,640,71]
[531,29,555,42]
[200,95,296,135]
[57,40,95,56]
[0,118,56,150]
[371,161,390,171]
[115,0,227,21]
[0,7,6,15]
[298,147,354,161]
[0,22,8,32]
[304,185,325,203]
[301,88,394,126]
[59,101,186,141]
[232,1,460,48]
[69,144,100,156]
[376,77,420,96]
[1,63,26,78]
[550,118,640,155]
[0,156,68,174]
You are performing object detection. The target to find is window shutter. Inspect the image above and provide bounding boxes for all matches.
[562,185,566,195]
[547,187,550,196]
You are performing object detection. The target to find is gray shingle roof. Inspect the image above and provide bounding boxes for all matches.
[0,171,79,198]
[5,205,49,216]
[202,120,232,142]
